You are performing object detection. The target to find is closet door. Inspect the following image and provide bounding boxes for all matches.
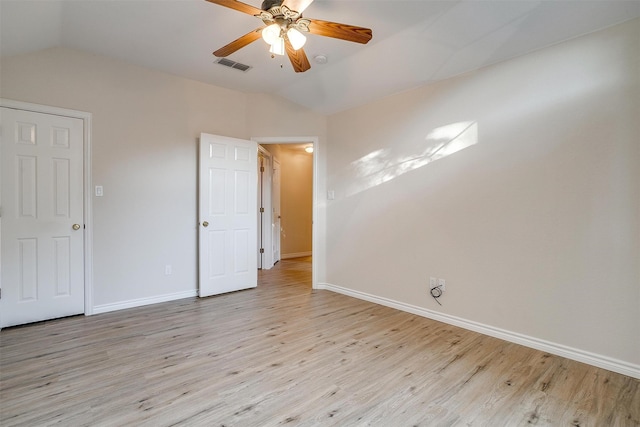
[1,107,85,327]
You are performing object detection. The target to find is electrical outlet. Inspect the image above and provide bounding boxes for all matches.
[438,278,446,291]
[165,265,172,276]
[430,277,437,289]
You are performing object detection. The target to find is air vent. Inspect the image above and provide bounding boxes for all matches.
[216,58,252,72]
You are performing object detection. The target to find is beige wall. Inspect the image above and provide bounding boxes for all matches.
[263,145,313,257]
[325,19,640,368]
[0,47,326,308]
[247,93,326,139]
[280,147,313,257]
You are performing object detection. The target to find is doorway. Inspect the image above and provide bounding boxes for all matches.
[252,137,318,287]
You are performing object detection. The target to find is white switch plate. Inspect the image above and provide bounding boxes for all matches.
[165,265,172,275]
[429,277,437,288]
[327,190,335,200]
[95,186,103,197]
[438,278,446,291]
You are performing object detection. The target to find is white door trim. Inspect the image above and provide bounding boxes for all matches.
[251,136,319,289]
[1,98,94,315]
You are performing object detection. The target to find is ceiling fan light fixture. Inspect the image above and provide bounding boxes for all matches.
[206,0,373,73]
[287,28,306,50]
[262,23,281,45]
[269,36,285,56]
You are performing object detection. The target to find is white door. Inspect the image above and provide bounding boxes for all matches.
[199,133,257,297]
[0,107,85,328]
[257,156,264,269]
[272,158,281,263]
[257,152,274,270]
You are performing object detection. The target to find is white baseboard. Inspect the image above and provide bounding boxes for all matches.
[317,282,640,379]
[92,290,198,315]
[281,251,312,259]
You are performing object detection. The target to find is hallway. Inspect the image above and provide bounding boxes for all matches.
[258,256,312,288]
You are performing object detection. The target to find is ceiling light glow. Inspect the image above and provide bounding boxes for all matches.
[262,23,281,45]
[287,28,307,51]
[269,37,285,56]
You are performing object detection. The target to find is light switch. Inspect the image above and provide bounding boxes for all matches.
[327,190,335,200]
[95,186,103,197]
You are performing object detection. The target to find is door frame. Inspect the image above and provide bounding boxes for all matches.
[251,136,318,288]
[0,98,94,315]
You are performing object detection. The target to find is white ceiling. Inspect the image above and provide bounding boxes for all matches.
[1,0,639,114]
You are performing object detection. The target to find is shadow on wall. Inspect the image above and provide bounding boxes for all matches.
[343,121,478,198]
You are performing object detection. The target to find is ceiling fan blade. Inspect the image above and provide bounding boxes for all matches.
[308,19,372,44]
[213,28,263,57]
[282,0,315,14]
[204,0,263,16]
[285,39,311,73]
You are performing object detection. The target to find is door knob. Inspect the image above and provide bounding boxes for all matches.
[202,221,209,228]
[72,224,81,230]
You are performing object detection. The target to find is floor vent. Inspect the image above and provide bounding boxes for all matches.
[216,58,252,72]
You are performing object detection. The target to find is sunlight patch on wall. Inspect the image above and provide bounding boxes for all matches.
[345,121,478,198]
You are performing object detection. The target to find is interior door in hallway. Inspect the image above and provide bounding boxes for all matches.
[199,133,257,297]
[0,107,85,327]
[257,152,273,270]
[272,158,281,264]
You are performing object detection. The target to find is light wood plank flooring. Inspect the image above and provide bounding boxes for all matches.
[1,257,638,426]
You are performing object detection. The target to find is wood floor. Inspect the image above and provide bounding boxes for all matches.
[1,257,638,426]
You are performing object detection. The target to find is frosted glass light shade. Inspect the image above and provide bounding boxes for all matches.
[262,23,281,45]
[287,28,306,50]
[269,37,285,56]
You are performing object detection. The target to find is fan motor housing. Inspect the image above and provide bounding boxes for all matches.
[261,0,283,11]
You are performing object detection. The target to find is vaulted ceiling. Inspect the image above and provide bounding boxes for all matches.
[2,0,639,114]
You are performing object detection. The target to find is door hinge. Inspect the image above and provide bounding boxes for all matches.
[260,248,264,254]
[260,166,265,172]
[260,207,264,213]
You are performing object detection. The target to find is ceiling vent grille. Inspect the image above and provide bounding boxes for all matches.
[216,58,252,72]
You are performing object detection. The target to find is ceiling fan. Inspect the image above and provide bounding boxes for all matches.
[206,0,373,73]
